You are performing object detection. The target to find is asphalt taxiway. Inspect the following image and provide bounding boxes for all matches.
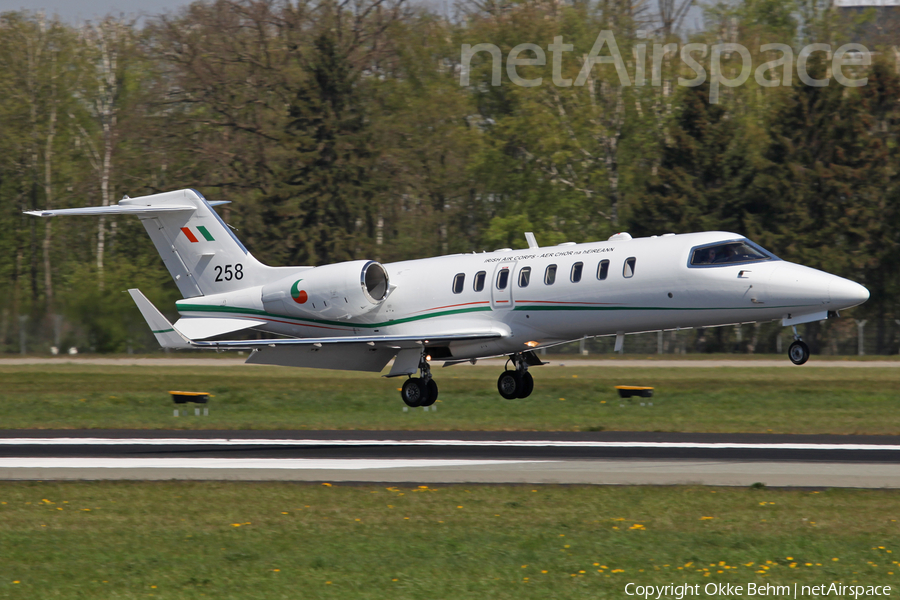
[1,430,899,488]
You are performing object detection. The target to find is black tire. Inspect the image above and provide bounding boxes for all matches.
[517,371,534,399]
[497,371,522,399]
[421,379,438,407]
[401,378,426,407]
[788,340,810,365]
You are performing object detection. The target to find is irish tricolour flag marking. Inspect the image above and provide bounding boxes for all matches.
[181,226,215,243]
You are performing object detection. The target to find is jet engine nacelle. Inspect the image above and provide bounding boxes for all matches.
[261,260,390,321]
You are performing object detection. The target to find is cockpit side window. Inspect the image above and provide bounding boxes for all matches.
[689,241,774,267]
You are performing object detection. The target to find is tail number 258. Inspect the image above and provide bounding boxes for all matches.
[214,264,243,282]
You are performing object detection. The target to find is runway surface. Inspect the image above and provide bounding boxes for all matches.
[2,430,899,488]
[3,357,900,367]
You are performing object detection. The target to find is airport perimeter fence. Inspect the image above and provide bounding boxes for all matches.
[1,311,899,357]
[543,318,900,357]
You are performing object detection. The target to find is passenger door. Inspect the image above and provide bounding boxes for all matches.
[491,261,516,310]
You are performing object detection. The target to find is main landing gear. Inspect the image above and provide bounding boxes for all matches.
[397,351,541,405]
[400,357,438,407]
[788,325,810,365]
[497,354,534,399]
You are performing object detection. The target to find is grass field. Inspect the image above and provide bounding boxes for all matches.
[1,362,899,433]
[0,482,898,599]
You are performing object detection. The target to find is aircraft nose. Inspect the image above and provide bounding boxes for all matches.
[829,276,869,309]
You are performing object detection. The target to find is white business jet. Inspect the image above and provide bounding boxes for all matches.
[28,189,869,406]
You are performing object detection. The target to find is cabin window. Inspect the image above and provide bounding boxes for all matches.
[689,241,773,266]
[623,257,636,278]
[570,262,583,283]
[452,273,465,294]
[518,267,531,288]
[544,264,557,285]
[597,259,610,280]
[496,268,510,290]
[473,271,486,292]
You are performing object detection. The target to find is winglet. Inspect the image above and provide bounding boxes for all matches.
[128,289,191,349]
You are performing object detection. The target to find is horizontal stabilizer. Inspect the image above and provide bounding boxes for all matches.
[25,205,195,217]
[128,289,190,349]
[173,317,265,340]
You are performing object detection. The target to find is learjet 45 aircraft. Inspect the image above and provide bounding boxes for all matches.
[28,189,870,406]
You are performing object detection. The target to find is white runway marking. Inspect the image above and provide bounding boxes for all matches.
[0,458,541,470]
[1,438,899,451]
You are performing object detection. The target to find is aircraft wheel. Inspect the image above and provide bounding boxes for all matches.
[517,371,534,399]
[497,371,522,399]
[788,340,810,365]
[401,378,426,407]
[420,379,438,407]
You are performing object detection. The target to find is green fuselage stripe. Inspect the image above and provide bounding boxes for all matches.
[175,302,809,331]
[511,305,793,312]
[175,304,494,329]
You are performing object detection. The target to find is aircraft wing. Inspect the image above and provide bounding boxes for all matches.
[128,288,503,372]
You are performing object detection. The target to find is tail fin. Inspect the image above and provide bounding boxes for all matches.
[27,188,265,298]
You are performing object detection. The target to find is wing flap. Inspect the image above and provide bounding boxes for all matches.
[245,344,395,372]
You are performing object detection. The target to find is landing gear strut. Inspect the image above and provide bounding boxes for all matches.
[497,353,534,399]
[400,356,438,407]
[788,325,810,365]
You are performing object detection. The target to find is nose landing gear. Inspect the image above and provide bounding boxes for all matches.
[497,353,535,399]
[400,357,438,407]
[788,326,810,365]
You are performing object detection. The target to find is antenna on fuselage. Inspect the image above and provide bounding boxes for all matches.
[524,232,538,249]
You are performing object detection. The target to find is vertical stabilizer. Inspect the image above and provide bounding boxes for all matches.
[122,189,265,298]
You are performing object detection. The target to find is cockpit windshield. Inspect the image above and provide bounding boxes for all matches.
[689,240,775,267]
